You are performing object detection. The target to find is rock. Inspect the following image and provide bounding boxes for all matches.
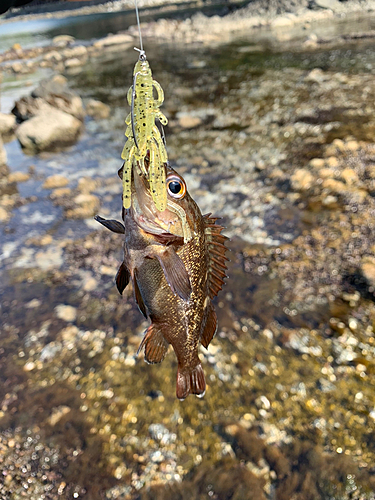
[309,158,325,168]
[62,45,87,59]
[77,177,97,193]
[64,58,84,69]
[66,193,100,219]
[13,76,85,122]
[35,246,63,269]
[43,175,69,189]
[326,156,339,167]
[361,256,375,287]
[16,109,82,153]
[93,33,133,49]
[50,187,71,199]
[11,61,25,74]
[305,68,327,83]
[271,14,296,28]
[0,206,9,221]
[178,114,202,128]
[8,171,30,183]
[43,51,63,63]
[85,99,110,120]
[340,168,358,185]
[52,35,75,47]
[47,405,71,426]
[321,178,346,193]
[310,0,341,10]
[0,113,16,135]
[83,275,98,292]
[0,136,7,166]
[55,304,77,322]
[290,168,314,191]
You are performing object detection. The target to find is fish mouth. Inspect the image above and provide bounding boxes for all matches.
[131,165,174,237]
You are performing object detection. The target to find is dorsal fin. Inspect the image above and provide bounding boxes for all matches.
[204,214,229,299]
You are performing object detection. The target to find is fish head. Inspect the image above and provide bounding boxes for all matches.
[131,163,198,242]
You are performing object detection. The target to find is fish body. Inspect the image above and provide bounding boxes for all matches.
[96,163,228,400]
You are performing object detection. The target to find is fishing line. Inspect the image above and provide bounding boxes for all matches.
[134,0,143,52]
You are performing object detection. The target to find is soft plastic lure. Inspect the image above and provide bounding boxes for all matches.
[121,49,168,212]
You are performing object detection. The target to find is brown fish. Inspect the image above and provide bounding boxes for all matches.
[95,163,228,400]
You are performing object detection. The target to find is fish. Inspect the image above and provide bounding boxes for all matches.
[95,162,228,400]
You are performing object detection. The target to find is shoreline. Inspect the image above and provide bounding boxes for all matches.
[1,0,375,36]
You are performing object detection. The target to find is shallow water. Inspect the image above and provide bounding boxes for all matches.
[2,11,375,500]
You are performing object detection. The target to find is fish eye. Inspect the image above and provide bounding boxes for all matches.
[167,175,186,199]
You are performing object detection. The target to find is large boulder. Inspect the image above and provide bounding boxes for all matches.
[12,75,84,122]
[16,109,82,153]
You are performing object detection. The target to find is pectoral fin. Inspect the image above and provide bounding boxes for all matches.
[154,247,191,301]
[94,215,125,234]
[137,323,169,364]
[200,300,217,349]
[115,262,130,295]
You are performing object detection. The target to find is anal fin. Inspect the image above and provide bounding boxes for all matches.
[201,300,217,349]
[137,323,169,364]
[116,262,130,295]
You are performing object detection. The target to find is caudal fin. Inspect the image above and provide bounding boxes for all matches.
[176,363,206,400]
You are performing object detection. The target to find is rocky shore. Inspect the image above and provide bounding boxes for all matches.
[2,2,375,499]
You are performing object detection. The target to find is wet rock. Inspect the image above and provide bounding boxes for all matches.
[35,246,63,270]
[43,50,63,64]
[8,171,30,183]
[13,75,85,122]
[360,256,375,287]
[290,168,314,191]
[93,33,133,50]
[310,0,341,11]
[43,175,70,189]
[50,187,72,199]
[55,304,77,322]
[149,424,176,445]
[340,167,358,185]
[47,405,71,426]
[64,57,84,69]
[86,99,110,120]
[309,157,325,168]
[40,342,62,362]
[0,136,7,166]
[0,206,9,222]
[66,193,100,219]
[77,177,97,193]
[177,114,202,128]
[16,109,82,153]
[62,45,87,59]
[0,113,16,136]
[52,35,75,47]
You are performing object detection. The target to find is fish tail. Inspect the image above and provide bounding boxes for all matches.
[176,363,206,401]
